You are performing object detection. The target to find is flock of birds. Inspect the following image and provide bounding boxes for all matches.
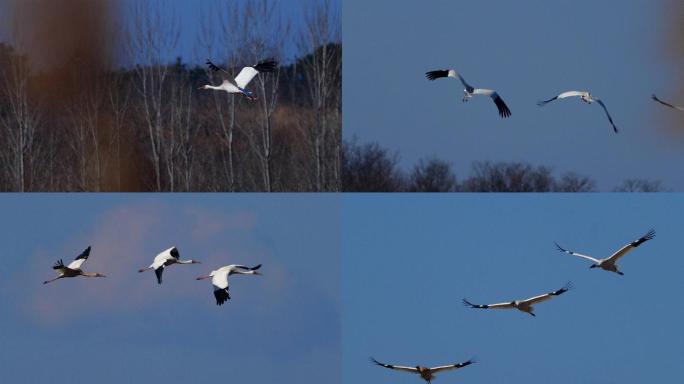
[425,68,684,133]
[370,229,656,383]
[43,246,261,306]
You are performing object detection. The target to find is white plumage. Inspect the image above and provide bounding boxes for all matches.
[425,69,511,118]
[43,246,106,284]
[538,90,618,133]
[555,229,655,275]
[370,357,475,384]
[200,59,278,100]
[196,264,262,305]
[138,246,200,285]
[462,282,572,317]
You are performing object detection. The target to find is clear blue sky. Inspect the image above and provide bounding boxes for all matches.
[342,195,684,383]
[343,0,684,191]
[0,195,339,384]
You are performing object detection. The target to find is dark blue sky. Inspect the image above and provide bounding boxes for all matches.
[344,0,684,191]
[342,194,684,383]
[0,195,339,384]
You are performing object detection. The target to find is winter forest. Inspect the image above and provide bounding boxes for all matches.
[0,0,340,192]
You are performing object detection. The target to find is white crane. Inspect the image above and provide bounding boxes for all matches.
[370,357,475,384]
[138,246,200,285]
[652,94,684,111]
[43,246,106,284]
[555,229,655,275]
[537,91,618,133]
[199,58,278,100]
[462,282,572,317]
[425,69,511,118]
[196,264,262,306]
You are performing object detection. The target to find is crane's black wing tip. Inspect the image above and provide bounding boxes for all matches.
[254,59,278,73]
[205,59,223,72]
[425,70,448,81]
[494,96,511,118]
[214,289,230,306]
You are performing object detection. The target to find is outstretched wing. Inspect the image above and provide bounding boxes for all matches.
[652,94,684,111]
[370,357,419,373]
[537,91,584,106]
[235,59,278,89]
[462,298,514,310]
[491,92,511,118]
[554,242,601,263]
[66,246,91,270]
[607,229,655,263]
[523,282,572,305]
[234,264,262,271]
[425,70,450,81]
[595,99,618,133]
[430,359,476,373]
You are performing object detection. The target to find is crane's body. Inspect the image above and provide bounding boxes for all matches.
[463,282,572,317]
[200,59,278,100]
[370,357,475,384]
[426,69,511,118]
[138,246,200,285]
[538,90,618,133]
[43,246,106,284]
[555,229,655,275]
[196,264,262,305]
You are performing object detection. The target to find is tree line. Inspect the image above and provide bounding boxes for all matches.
[0,0,340,192]
[342,139,665,192]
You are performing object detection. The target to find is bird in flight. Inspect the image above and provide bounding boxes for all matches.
[370,357,475,384]
[537,91,618,133]
[462,282,572,317]
[138,246,200,285]
[425,69,511,118]
[43,246,106,284]
[555,229,655,276]
[652,94,684,111]
[196,264,262,306]
[200,58,278,101]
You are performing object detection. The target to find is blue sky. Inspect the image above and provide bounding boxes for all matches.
[343,0,684,191]
[342,194,684,383]
[0,0,340,66]
[0,195,339,384]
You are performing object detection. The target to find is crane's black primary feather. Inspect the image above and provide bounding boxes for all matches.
[52,259,65,269]
[425,70,449,81]
[155,267,164,285]
[206,59,225,73]
[462,298,488,309]
[551,282,572,296]
[75,246,91,260]
[169,247,180,259]
[631,229,655,247]
[537,96,557,106]
[253,59,278,73]
[494,95,511,118]
[214,288,230,306]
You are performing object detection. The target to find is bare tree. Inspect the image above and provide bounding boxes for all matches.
[0,44,40,191]
[614,179,665,192]
[342,139,404,192]
[298,0,341,191]
[126,0,180,191]
[408,158,458,192]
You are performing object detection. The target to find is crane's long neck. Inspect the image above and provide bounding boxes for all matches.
[204,85,224,91]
